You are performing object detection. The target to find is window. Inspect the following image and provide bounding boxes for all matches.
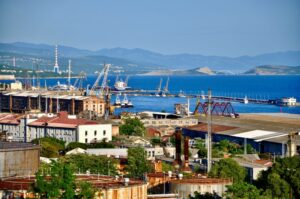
[85,138,88,143]
[85,131,88,136]
[94,130,97,136]
[103,130,106,136]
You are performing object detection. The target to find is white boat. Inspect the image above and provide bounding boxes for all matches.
[127,100,134,108]
[114,75,129,91]
[114,94,121,106]
[114,80,127,91]
[49,81,76,91]
[243,96,249,104]
[177,90,186,98]
[161,92,166,97]
[121,94,134,108]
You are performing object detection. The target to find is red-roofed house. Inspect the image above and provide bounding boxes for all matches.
[0,114,38,142]
[27,112,112,143]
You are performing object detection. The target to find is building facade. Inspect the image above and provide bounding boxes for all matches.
[28,112,112,143]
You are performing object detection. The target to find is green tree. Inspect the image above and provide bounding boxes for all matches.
[32,137,65,158]
[33,161,75,198]
[60,154,118,175]
[224,182,263,199]
[265,173,290,198]
[151,137,161,146]
[33,161,95,199]
[256,156,300,198]
[77,181,95,199]
[162,162,173,172]
[120,117,146,136]
[126,147,152,178]
[189,191,221,199]
[66,142,88,151]
[209,158,246,183]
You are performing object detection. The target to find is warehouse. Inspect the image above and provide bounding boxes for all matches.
[0,91,105,116]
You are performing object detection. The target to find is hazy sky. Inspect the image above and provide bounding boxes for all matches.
[0,0,299,57]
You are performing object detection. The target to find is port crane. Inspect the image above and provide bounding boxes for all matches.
[161,77,169,97]
[89,63,111,97]
[73,71,86,90]
[155,78,163,97]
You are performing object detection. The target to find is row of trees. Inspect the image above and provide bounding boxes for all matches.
[193,157,300,199]
[33,161,95,198]
[32,137,115,158]
[195,139,256,158]
[119,117,146,136]
[33,146,152,198]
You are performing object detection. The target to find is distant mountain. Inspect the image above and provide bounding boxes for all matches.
[1,42,300,74]
[244,65,300,75]
[97,48,300,72]
[140,67,224,76]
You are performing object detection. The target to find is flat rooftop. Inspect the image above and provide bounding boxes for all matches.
[0,175,145,190]
[187,113,300,145]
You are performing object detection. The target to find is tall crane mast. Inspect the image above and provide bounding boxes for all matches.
[163,77,169,92]
[100,63,110,96]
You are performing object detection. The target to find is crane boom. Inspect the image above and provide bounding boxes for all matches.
[100,63,110,96]
[164,77,169,92]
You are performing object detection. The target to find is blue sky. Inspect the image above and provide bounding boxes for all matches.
[0,0,299,57]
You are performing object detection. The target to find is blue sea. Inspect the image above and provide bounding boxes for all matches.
[14,75,300,114]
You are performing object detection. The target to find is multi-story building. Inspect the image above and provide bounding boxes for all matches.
[27,112,112,143]
[0,112,112,143]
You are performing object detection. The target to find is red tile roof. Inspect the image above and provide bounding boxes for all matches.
[28,111,99,129]
[186,123,237,133]
[0,114,22,125]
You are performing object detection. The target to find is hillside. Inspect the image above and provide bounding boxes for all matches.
[140,67,225,76]
[1,42,300,74]
[244,65,300,75]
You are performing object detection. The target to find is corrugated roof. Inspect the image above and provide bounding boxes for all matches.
[232,130,288,142]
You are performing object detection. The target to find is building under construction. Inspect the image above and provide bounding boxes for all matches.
[0,91,106,116]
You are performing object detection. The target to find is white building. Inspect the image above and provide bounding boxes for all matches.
[78,124,112,143]
[0,114,37,142]
[86,146,169,160]
[0,112,112,143]
[278,97,297,106]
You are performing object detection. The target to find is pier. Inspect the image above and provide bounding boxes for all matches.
[110,90,284,106]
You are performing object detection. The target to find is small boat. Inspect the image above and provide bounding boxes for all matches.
[121,94,134,108]
[127,100,134,108]
[161,92,166,97]
[243,96,249,104]
[49,81,76,91]
[177,90,186,98]
[114,94,121,107]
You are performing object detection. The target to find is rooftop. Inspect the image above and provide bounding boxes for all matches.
[0,142,40,150]
[0,175,145,190]
[28,111,99,129]
[0,113,22,125]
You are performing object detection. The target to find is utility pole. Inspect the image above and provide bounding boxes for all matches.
[207,89,212,173]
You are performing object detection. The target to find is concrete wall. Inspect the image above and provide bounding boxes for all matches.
[78,124,112,143]
[0,144,40,178]
[98,184,147,199]
[28,126,76,143]
[1,118,38,142]
[170,181,231,198]
[142,118,198,127]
